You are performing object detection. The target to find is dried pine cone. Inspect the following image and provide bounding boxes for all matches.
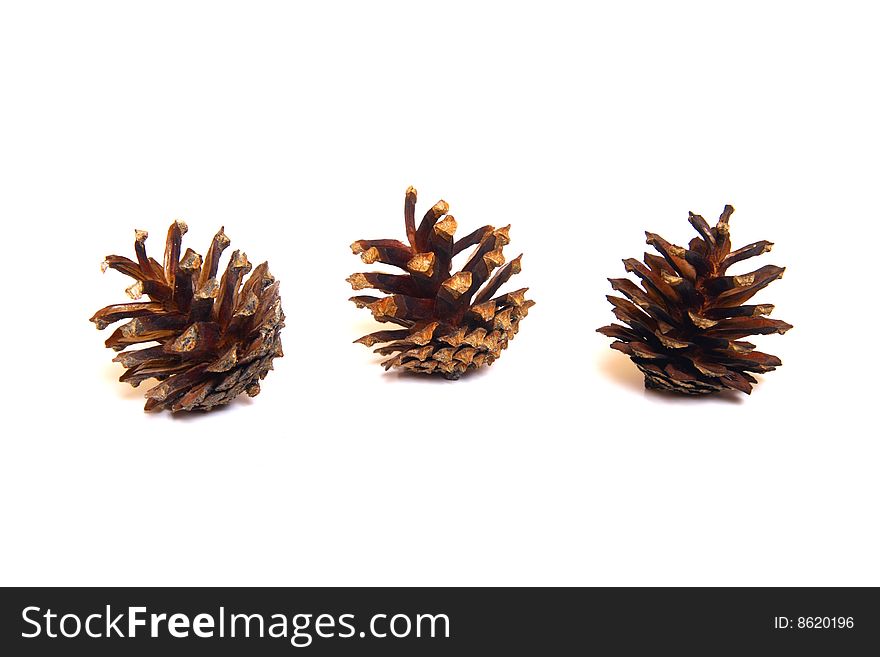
[90,221,284,412]
[349,187,534,379]
[598,205,791,395]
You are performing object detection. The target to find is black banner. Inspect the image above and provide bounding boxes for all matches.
[1,587,877,654]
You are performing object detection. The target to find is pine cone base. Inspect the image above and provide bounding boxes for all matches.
[362,295,533,380]
[137,311,284,412]
[638,362,722,395]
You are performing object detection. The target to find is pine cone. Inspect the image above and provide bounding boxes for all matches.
[349,187,534,379]
[597,206,791,395]
[90,221,284,412]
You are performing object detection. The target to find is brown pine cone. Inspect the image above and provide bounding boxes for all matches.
[90,221,284,412]
[349,187,534,379]
[598,205,791,395]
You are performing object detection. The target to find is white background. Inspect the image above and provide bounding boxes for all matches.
[1,1,877,586]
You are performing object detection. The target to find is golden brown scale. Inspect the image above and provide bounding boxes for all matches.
[349,187,534,379]
[90,221,284,411]
[598,206,791,395]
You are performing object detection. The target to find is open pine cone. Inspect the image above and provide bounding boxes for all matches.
[90,221,284,412]
[597,205,791,395]
[348,187,534,379]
